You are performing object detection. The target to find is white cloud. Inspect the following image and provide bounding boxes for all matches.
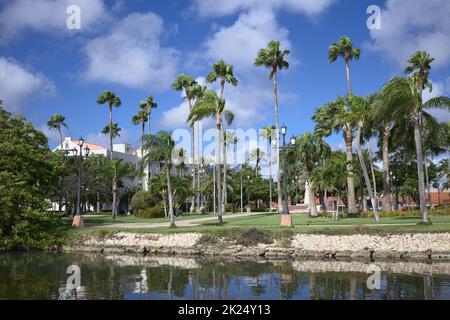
[82,12,179,90]
[0,0,107,42]
[423,79,450,122]
[193,0,336,18]
[203,8,292,71]
[0,57,55,112]
[366,0,450,68]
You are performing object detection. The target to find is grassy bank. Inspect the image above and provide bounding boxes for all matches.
[64,208,450,241]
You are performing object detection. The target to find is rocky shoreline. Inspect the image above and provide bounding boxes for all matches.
[64,232,450,261]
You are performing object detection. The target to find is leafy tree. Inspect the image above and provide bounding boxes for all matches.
[255,40,290,213]
[0,108,63,249]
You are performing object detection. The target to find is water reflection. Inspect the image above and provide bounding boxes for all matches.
[0,252,449,300]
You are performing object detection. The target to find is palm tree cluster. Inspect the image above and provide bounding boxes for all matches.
[42,36,449,226]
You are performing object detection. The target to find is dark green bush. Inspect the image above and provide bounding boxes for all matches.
[135,205,165,218]
[131,191,158,212]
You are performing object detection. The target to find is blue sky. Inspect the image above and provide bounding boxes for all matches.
[0,0,449,151]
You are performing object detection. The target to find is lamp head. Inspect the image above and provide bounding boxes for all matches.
[281,123,287,136]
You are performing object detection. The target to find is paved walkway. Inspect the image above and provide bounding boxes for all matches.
[87,211,267,229]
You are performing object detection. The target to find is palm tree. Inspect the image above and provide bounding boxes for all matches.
[328,36,361,96]
[47,114,68,212]
[351,95,379,220]
[143,131,176,226]
[313,96,358,215]
[47,114,68,149]
[377,72,450,222]
[206,60,238,212]
[132,110,148,188]
[101,122,121,139]
[255,40,290,213]
[139,96,158,135]
[206,60,238,100]
[260,125,276,211]
[96,91,122,220]
[172,75,205,213]
[292,132,331,217]
[188,89,235,223]
[222,131,236,205]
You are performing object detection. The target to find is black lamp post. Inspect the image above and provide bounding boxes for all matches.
[280,124,296,226]
[73,137,90,227]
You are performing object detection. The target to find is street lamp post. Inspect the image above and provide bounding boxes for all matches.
[73,137,90,228]
[280,124,295,227]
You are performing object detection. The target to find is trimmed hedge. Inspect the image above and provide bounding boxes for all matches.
[134,205,165,219]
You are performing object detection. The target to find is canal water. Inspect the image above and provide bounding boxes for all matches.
[0,252,449,300]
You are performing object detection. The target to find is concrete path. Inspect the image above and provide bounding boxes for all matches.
[87,211,268,229]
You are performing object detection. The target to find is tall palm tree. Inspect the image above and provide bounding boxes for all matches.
[47,114,68,149]
[139,96,158,135]
[172,75,205,213]
[260,125,276,211]
[188,89,234,223]
[206,60,238,100]
[255,40,290,213]
[377,72,450,222]
[351,95,379,220]
[292,132,331,217]
[328,36,361,96]
[132,110,148,188]
[47,114,68,212]
[96,91,122,220]
[143,131,176,226]
[313,96,358,215]
[206,60,238,211]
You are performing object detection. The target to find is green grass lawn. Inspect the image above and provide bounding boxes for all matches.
[63,212,217,225]
[66,211,450,237]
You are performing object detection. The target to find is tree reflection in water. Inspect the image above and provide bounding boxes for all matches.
[0,252,450,300]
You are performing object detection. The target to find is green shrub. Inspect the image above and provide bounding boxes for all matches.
[135,205,165,218]
[224,203,233,213]
[360,207,450,218]
[131,191,158,212]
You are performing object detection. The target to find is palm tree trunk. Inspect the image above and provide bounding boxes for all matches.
[382,123,392,212]
[368,142,378,206]
[109,105,117,220]
[216,125,223,223]
[166,164,175,226]
[413,119,428,222]
[345,129,358,215]
[189,99,196,213]
[424,152,432,209]
[58,127,64,212]
[222,134,227,209]
[196,122,201,211]
[356,124,379,220]
[273,70,282,213]
[268,137,273,211]
[307,170,318,218]
[345,59,351,96]
[141,123,145,190]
